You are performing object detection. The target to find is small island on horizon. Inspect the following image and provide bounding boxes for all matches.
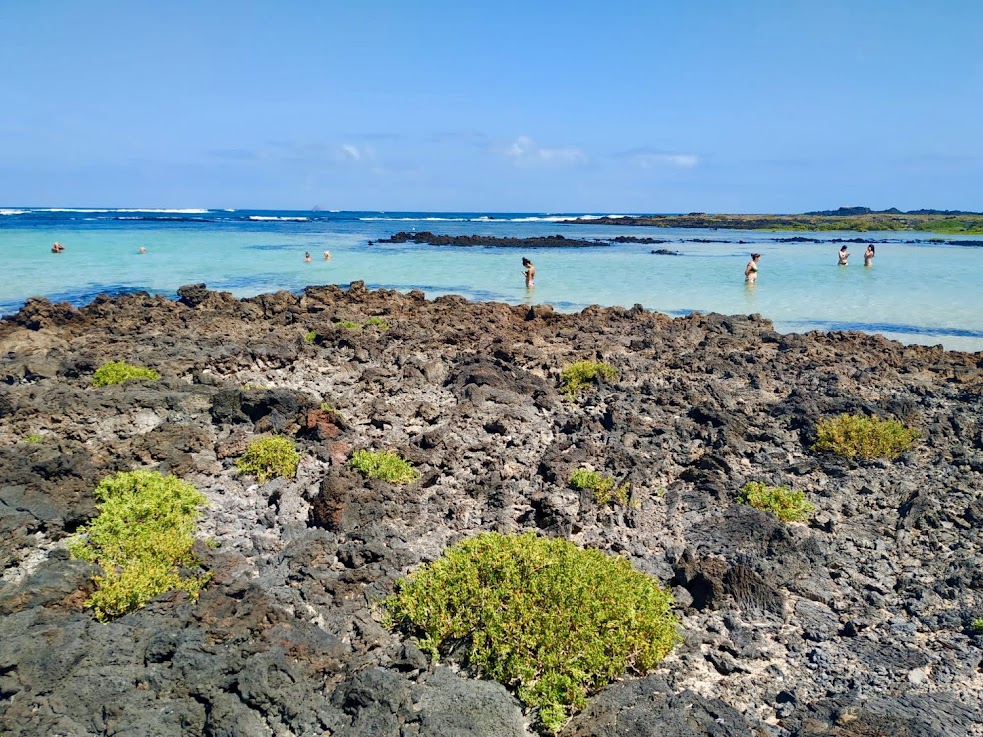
[562,206,983,235]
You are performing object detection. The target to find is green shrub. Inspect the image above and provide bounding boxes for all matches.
[69,470,208,621]
[92,360,160,387]
[338,320,362,330]
[812,413,920,459]
[24,434,44,443]
[569,468,629,505]
[971,618,983,634]
[365,316,390,330]
[738,481,814,522]
[235,435,299,482]
[348,449,419,484]
[385,532,679,733]
[560,360,616,398]
[304,330,317,343]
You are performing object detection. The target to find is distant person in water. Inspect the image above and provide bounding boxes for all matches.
[304,251,312,262]
[744,253,761,283]
[51,241,65,253]
[838,245,849,266]
[138,246,147,254]
[864,244,875,267]
[323,250,331,261]
[522,257,535,288]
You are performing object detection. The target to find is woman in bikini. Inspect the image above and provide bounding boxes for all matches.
[864,244,875,267]
[744,253,761,283]
[522,257,535,288]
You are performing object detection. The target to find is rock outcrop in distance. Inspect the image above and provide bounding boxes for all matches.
[560,211,983,234]
[1,283,981,737]
[377,231,607,247]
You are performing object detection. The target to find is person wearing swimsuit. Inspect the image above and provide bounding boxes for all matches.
[744,253,761,283]
[522,257,535,288]
[838,246,849,266]
[864,244,875,267]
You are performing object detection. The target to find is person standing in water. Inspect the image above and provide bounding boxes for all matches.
[51,241,65,253]
[838,245,849,266]
[522,257,535,288]
[304,251,312,262]
[744,253,761,283]
[323,250,331,261]
[864,244,875,267]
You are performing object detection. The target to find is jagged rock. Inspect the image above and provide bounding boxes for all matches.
[0,286,980,737]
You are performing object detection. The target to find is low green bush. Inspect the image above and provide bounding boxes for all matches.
[569,468,629,505]
[338,320,362,330]
[348,449,419,484]
[235,435,300,482]
[385,532,679,733]
[304,330,317,343]
[24,433,44,443]
[812,413,920,459]
[738,481,814,522]
[92,360,160,387]
[69,470,208,621]
[560,360,616,398]
[971,618,983,634]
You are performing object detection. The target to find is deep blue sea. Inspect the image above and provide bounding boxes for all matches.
[2,207,983,351]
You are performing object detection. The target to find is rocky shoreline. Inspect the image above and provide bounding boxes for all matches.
[1,283,981,736]
[559,212,983,235]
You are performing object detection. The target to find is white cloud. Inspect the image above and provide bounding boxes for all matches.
[341,144,362,161]
[505,136,585,166]
[630,150,699,169]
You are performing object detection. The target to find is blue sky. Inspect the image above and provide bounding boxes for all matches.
[2,1,981,212]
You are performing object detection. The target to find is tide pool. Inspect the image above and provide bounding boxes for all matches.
[2,209,982,351]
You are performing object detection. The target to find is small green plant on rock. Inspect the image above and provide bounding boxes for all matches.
[738,481,814,522]
[364,316,390,330]
[348,449,419,484]
[384,531,679,733]
[812,413,920,459]
[569,468,629,505]
[24,433,44,443]
[971,618,983,634]
[338,320,362,330]
[304,330,317,343]
[69,470,208,621]
[560,360,616,398]
[236,435,300,482]
[92,360,160,387]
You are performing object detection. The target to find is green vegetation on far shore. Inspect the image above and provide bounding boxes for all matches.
[564,211,983,235]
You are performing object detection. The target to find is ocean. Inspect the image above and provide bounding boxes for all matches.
[2,208,982,352]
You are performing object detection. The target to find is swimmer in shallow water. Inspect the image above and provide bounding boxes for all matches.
[304,251,312,262]
[864,244,875,267]
[323,250,331,261]
[138,246,147,254]
[838,245,849,266]
[51,241,65,253]
[522,257,535,288]
[744,253,761,283]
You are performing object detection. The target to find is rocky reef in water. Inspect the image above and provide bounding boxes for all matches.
[0,282,981,737]
[377,231,607,248]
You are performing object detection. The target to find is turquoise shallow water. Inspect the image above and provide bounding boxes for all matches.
[2,209,982,351]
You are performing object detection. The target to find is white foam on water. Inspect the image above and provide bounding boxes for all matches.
[0,209,27,215]
[34,208,211,214]
[359,216,468,222]
[247,216,310,221]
